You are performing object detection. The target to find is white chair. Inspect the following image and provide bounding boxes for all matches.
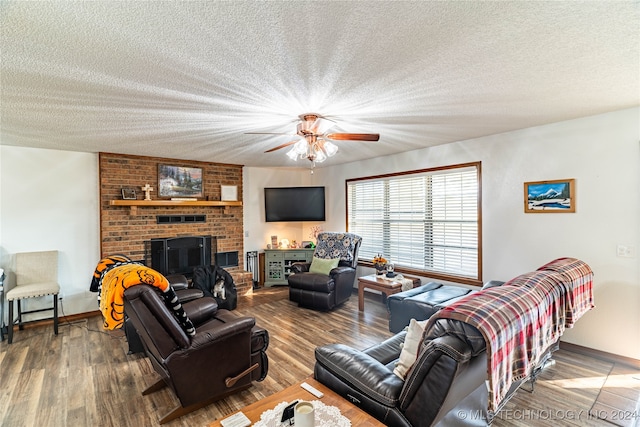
[6,251,60,344]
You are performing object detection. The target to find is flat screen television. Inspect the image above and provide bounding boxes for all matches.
[264,186,326,222]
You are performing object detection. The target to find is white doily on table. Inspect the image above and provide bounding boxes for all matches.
[253,400,350,427]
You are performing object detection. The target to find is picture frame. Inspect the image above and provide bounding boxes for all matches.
[121,188,137,200]
[158,164,203,198]
[221,185,238,201]
[524,179,575,213]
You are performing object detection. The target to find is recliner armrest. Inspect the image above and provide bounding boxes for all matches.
[190,316,256,348]
[329,265,355,276]
[167,274,189,290]
[182,297,218,325]
[315,343,405,407]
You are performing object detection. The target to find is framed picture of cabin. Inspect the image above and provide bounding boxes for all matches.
[524,179,575,213]
[158,164,203,198]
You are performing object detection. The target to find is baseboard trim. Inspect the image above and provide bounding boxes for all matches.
[560,341,640,369]
[6,310,102,331]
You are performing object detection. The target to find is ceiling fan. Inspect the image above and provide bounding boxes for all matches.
[246,113,380,167]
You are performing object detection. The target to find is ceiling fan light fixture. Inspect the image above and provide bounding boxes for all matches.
[314,148,327,163]
[293,138,308,155]
[262,113,378,169]
[323,140,338,157]
[286,147,299,161]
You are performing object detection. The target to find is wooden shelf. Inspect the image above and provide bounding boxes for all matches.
[109,199,242,215]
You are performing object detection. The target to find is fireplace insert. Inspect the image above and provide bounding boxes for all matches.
[146,236,215,278]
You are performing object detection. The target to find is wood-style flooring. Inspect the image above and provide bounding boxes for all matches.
[0,287,637,427]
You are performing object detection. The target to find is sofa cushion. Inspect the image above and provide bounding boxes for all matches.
[393,319,428,379]
[309,256,340,275]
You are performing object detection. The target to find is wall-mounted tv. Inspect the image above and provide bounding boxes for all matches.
[264,186,326,222]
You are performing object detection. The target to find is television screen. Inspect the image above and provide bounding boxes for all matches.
[264,186,326,222]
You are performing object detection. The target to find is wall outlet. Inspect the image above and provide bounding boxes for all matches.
[616,244,636,258]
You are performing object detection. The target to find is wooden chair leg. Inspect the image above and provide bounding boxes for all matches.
[17,299,23,330]
[53,294,59,335]
[8,300,13,344]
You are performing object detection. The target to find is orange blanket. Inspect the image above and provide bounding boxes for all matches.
[99,263,169,330]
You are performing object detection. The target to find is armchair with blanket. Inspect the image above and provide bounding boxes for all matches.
[288,232,362,311]
[314,258,594,427]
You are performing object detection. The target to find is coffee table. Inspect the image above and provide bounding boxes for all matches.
[209,377,384,426]
[358,274,420,311]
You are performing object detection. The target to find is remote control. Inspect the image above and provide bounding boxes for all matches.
[220,411,251,427]
[300,381,324,398]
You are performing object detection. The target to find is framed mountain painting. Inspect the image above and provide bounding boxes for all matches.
[524,179,575,213]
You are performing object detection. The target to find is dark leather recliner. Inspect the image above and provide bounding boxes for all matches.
[124,274,204,354]
[288,232,362,311]
[124,284,269,424]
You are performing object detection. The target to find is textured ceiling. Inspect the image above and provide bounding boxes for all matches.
[1,1,639,169]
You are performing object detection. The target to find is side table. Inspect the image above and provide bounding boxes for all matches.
[357,274,420,311]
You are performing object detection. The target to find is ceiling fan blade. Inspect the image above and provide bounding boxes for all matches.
[246,132,295,136]
[325,133,380,141]
[264,140,298,153]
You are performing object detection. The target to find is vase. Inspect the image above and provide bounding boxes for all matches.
[375,265,386,276]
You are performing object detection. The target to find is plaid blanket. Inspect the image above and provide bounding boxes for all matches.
[537,257,594,326]
[426,258,593,415]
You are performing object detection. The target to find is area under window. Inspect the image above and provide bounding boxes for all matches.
[346,162,482,286]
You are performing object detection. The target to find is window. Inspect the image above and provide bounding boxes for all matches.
[347,162,481,285]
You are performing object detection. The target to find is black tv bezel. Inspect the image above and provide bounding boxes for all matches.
[264,186,326,222]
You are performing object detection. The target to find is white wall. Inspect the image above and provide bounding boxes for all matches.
[304,107,639,359]
[0,146,101,322]
[244,167,320,252]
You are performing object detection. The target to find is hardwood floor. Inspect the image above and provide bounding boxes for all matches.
[0,287,635,427]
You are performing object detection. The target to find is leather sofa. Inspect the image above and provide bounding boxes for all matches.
[314,258,594,426]
[124,284,269,424]
[288,232,362,311]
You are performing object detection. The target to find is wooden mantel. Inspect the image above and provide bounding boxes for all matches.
[109,199,242,215]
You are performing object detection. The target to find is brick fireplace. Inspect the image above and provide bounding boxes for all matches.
[99,152,253,294]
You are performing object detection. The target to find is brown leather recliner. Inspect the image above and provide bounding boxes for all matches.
[124,284,269,424]
[124,274,204,354]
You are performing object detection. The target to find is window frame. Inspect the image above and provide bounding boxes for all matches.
[346,161,483,287]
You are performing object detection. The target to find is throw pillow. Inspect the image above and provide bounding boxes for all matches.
[393,319,428,379]
[309,256,340,275]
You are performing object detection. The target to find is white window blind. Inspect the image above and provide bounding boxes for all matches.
[347,163,480,281]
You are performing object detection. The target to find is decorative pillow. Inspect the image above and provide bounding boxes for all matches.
[393,319,428,379]
[309,256,340,275]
